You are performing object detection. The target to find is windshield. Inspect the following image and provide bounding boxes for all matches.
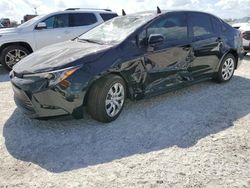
[78,14,154,44]
[18,15,44,28]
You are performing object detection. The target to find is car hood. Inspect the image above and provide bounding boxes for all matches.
[13,40,113,74]
[0,27,21,35]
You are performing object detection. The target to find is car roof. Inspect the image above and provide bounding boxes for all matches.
[129,10,220,19]
[63,8,117,14]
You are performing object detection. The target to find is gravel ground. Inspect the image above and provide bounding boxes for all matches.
[0,56,250,188]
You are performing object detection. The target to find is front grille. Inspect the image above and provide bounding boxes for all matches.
[243,31,250,40]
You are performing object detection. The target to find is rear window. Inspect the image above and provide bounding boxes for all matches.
[100,13,118,21]
[221,21,233,33]
[69,13,97,27]
[211,17,222,34]
[190,13,214,37]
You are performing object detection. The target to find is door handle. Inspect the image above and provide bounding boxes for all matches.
[216,37,222,42]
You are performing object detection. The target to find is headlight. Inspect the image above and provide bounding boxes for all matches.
[23,66,81,86]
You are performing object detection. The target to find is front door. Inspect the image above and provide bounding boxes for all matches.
[34,13,72,50]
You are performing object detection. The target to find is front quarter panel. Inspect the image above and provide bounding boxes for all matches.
[0,29,36,51]
[72,38,147,100]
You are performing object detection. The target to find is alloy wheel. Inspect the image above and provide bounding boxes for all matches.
[105,83,125,117]
[222,57,235,81]
[5,49,28,69]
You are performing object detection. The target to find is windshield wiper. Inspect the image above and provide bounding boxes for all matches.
[77,38,104,45]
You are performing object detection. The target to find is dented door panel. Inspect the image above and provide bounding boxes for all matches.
[144,44,194,94]
[108,38,195,99]
[189,37,221,79]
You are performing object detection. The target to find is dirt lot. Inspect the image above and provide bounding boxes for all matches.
[0,56,250,188]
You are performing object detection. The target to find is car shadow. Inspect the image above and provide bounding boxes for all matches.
[3,75,250,173]
[0,65,9,82]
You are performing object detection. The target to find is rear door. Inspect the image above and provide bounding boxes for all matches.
[188,13,221,80]
[142,12,193,93]
[34,13,70,49]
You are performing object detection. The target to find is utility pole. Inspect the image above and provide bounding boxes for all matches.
[34,7,37,15]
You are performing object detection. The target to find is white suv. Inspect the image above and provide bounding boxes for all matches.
[239,24,250,55]
[0,8,118,70]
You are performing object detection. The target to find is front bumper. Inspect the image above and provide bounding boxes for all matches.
[11,79,86,118]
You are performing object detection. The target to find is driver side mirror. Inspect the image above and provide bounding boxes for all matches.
[148,34,164,47]
[36,22,47,30]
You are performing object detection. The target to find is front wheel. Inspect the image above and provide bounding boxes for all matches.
[215,54,236,83]
[0,45,30,71]
[87,74,126,123]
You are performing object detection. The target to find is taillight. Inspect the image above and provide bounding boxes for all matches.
[240,32,244,39]
[240,32,247,39]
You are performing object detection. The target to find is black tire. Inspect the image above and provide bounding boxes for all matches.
[243,52,248,56]
[0,45,30,71]
[215,53,236,83]
[87,74,127,123]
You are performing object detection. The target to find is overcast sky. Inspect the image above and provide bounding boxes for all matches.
[0,0,250,22]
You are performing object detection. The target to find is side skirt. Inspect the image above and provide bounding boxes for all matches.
[142,77,213,99]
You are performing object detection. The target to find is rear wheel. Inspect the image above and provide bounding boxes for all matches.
[0,45,30,71]
[215,53,236,83]
[87,74,126,123]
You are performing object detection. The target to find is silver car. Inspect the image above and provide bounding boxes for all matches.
[0,8,118,71]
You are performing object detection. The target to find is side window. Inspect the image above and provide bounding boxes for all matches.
[211,17,222,34]
[221,22,231,33]
[190,13,214,37]
[138,29,147,46]
[43,14,69,29]
[100,13,118,21]
[69,13,97,27]
[147,13,188,42]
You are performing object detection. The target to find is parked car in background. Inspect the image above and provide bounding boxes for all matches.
[0,8,118,70]
[0,18,10,27]
[232,17,250,29]
[10,10,244,123]
[240,24,250,55]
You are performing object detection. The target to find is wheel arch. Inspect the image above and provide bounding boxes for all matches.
[82,72,133,106]
[216,49,239,71]
[228,49,239,69]
[0,42,33,56]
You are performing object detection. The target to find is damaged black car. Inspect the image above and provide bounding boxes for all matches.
[10,9,244,123]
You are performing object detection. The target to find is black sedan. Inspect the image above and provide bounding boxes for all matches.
[10,9,244,123]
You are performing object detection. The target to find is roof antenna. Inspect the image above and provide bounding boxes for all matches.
[157,6,161,14]
[122,9,126,16]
